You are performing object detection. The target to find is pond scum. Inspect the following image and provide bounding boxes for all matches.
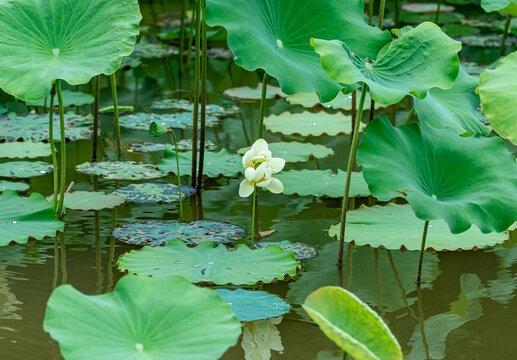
[0,0,517,359]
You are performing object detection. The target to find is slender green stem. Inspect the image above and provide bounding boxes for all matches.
[369,0,374,26]
[110,73,122,158]
[170,131,184,220]
[133,70,139,110]
[378,0,386,30]
[404,107,415,124]
[351,90,357,139]
[435,0,442,23]
[251,187,257,246]
[258,72,269,138]
[49,85,58,211]
[187,0,196,99]
[338,84,368,267]
[44,97,48,113]
[92,75,100,162]
[417,220,430,285]
[197,0,208,192]
[395,0,400,27]
[501,14,512,57]
[191,0,201,187]
[56,80,67,218]
[179,0,187,91]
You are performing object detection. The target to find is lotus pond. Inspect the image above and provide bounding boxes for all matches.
[1,0,517,359]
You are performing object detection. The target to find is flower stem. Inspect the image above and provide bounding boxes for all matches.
[368,0,374,26]
[187,0,196,100]
[435,0,442,23]
[191,0,202,187]
[404,106,415,124]
[251,187,257,246]
[417,220,430,285]
[179,0,187,91]
[378,0,386,30]
[337,84,368,267]
[197,0,208,192]
[501,14,512,57]
[110,73,122,158]
[49,85,58,211]
[170,131,184,220]
[258,72,269,139]
[92,75,100,162]
[56,80,67,218]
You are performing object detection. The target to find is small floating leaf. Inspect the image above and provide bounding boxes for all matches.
[238,142,333,163]
[0,181,29,193]
[114,183,196,204]
[151,99,240,117]
[0,142,52,159]
[119,112,219,131]
[76,161,166,181]
[49,191,126,211]
[223,84,286,100]
[255,241,317,260]
[128,140,217,153]
[264,111,354,137]
[159,149,243,178]
[0,161,53,178]
[286,91,386,111]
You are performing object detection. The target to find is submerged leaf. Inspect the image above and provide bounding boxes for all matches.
[76,161,165,181]
[114,183,196,203]
[264,111,354,137]
[159,149,243,178]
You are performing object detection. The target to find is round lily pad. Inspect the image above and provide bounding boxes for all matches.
[238,142,333,163]
[286,91,386,111]
[50,191,126,211]
[0,161,53,178]
[0,181,29,193]
[223,84,286,100]
[159,149,243,178]
[0,142,52,159]
[276,169,370,198]
[76,161,166,181]
[264,111,354,137]
[128,140,217,153]
[329,204,512,251]
[255,241,316,260]
[118,240,300,285]
[402,3,455,13]
[215,289,291,322]
[119,112,219,131]
[27,90,94,107]
[0,190,64,246]
[132,42,178,59]
[44,275,242,360]
[114,183,196,203]
[150,99,240,117]
[113,220,245,246]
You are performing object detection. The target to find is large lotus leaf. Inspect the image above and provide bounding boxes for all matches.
[264,111,354,137]
[0,113,93,142]
[27,90,94,107]
[481,0,517,15]
[0,191,63,246]
[0,0,141,101]
[224,84,286,100]
[276,170,370,198]
[238,142,333,163]
[76,161,166,181]
[50,191,126,211]
[113,220,245,246]
[119,112,219,131]
[303,287,402,360]
[414,68,490,136]
[0,161,53,178]
[286,91,386,111]
[159,149,243,178]
[255,241,317,260]
[205,0,391,102]
[357,117,517,234]
[479,51,517,145]
[128,140,217,153]
[215,289,291,322]
[313,22,461,105]
[44,275,241,360]
[114,183,196,204]
[0,142,52,159]
[0,181,29,193]
[151,99,240,117]
[118,240,300,285]
[328,204,511,251]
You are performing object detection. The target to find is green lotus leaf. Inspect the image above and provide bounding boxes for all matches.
[0,191,63,246]
[151,99,240,117]
[27,90,94,108]
[224,84,286,100]
[114,183,196,204]
[357,117,517,233]
[76,161,165,181]
[414,68,489,136]
[329,204,512,251]
[0,0,142,101]
[44,275,241,360]
[481,0,517,15]
[159,149,243,178]
[313,22,461,105]
[0,113,93,142]
[0,142,52,159]
[128,140,217,153]
[303,287,402,360]
[255,241,316,260]
[0,161,53,178]
[215,289,291,322]
[276,170,370,198]
[113,220,245,246]
[238,142,333,163]
[286,91,386,111]
[118,240,300,285]
[205,0,391,102]
[49,191,126,211]
[119,112,219,131]
[0,181,29,193]
[479,51,517,145]
[264,111,354,137]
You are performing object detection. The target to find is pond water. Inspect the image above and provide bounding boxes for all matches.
[1,1,517,360]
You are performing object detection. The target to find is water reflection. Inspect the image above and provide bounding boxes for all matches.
[241,317,284,360]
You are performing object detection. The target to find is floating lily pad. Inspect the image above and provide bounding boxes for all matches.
[357,117,517,233]
[113,220,245,246]
[264,111,353,137]
[50,191,126,211]
[0,181,29,193]
[44,275,241,360]
[0,191,64,246]
[0,113,93,142]
[132,42,178,59]
[328,204,511,251]
[402,3,455,13]
[238,142,333,163]
[276,170,370,198]
[286,91,386,111]
[481,0,517,16]
[0,142,52,159]
[151,99,240,117]
[114,183,196,203]
[119,112,219,131]
[458,35,517,48]
[255,241,316,260]
[159,149,243,178]
[76,161,165,181]
[128,140,217,153]
[27,90,94,107]
[215,289,291,322]
[118,240,300,285]
[223,84,286,100]
[0,161,53,178]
